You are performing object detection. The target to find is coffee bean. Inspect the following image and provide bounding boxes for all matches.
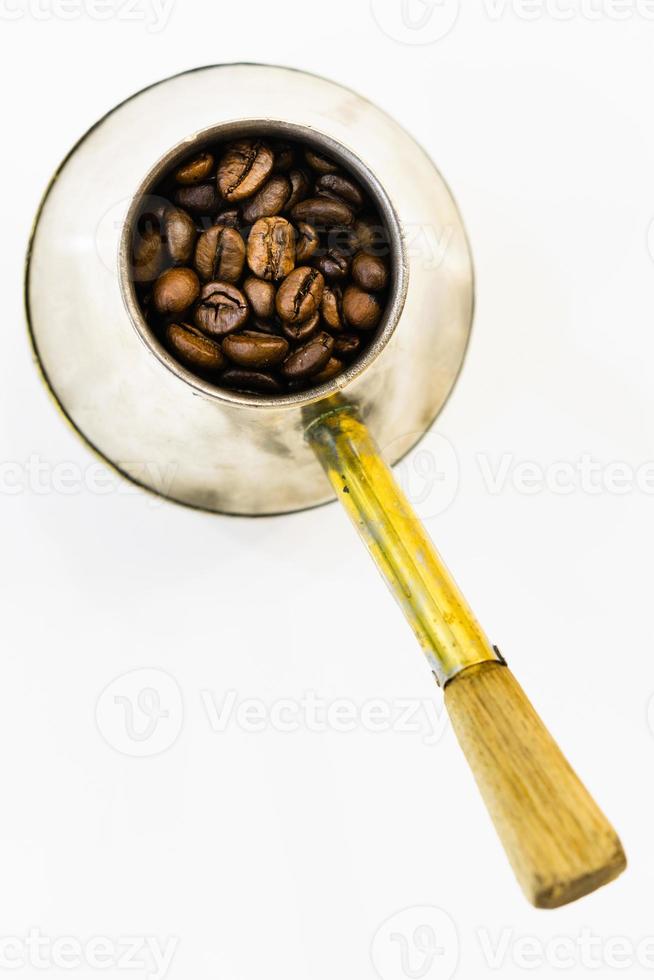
[353,216,389,256]
[281,331,334,380]
[194,225,246,283]
[295,222,319,263]
[271,142,295,172]
[276,267,324,323]
[242,175,291,224]
[133,134,392,395]
[247,217,295,281]
[291,197,354,228]
[174,152,214,185]
[250,316,281,335]
[316,174,364,211]
[342,285,382,330]
[351,251,388,292]
[243,276,276,319]
[217,140,274,202]
[153,267,200,314]
[285,169,310,211]
[220,368,282,394]
[312,357,343,383]
[194,282,248,336]
[222,330,289,369]
[165,322,226,372]
[214,208,241,229]
[163,208,196,264]
[326,225,359,257]
[304,149,339,174]
[132,227,163,282]
[174,183,220,215]
[315,248,350,281]
[321,285,344,331]
[282,310,320,342]
[333,332,361,358]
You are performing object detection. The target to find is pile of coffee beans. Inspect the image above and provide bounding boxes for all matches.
[130,135,391,395]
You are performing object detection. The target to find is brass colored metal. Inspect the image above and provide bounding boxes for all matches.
[306,404,501,686]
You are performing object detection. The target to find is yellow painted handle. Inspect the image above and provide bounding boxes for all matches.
[306,404,500,685]
[306,403,626,907]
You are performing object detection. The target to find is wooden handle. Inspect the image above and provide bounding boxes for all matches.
[445,661,626,908]
[308,404,626,907]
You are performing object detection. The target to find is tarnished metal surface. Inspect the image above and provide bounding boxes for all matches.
[26,64,474,515]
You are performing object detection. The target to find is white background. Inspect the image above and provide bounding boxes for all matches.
[1,2,653,979]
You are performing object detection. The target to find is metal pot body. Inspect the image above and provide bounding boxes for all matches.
[26,64,473,515]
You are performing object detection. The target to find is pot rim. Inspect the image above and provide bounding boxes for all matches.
[119,118,409,410]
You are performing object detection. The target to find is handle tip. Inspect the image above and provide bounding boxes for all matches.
[444,662,626,908]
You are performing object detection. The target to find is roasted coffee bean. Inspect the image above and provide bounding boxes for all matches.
[194,282,248,336]
[351,251,388,292]
[282,310,320,342]
[243,276,276,319]
[217,140,274,202]
[333,332,361,358]
[342,285,382,330]
[321,285,344,331]
[153,267,200,313]
[353,216,388,256]
[222,330,289,369]
[242,175,291,224]
[281,331,334,380]
[295,222,319,263]
[276,267,325,323]
[316,174,364,211]
[174,183,220,214]
[304,149,339,174]
[132,227,163,282]
[174,152,214,185]
[247,216,295,281]
[163,208,196,264]
[132,134,391,395]
[291,196,353,228]
[315,248,350,281]
[285,169,310,211]
[271,142,295,172]
[312,357,343,383]
[194,225,246,283]
[326,225,359,257]
[165,322,226,372]
[214,208,241,229]
[250,316,281,335]
[220,368,282,394]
